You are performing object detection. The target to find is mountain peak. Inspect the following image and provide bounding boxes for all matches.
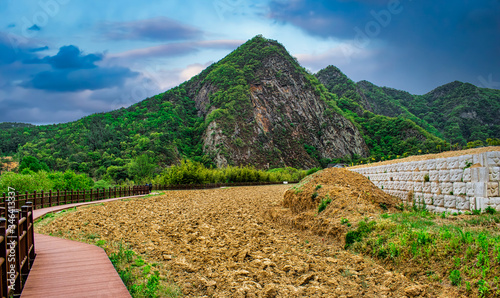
[182,35,369,168]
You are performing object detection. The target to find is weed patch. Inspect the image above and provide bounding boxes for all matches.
[345,210,500,297]
[109,243,182,298]
[317,196,332,213]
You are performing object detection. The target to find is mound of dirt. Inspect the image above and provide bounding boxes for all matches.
[269,168,401,244]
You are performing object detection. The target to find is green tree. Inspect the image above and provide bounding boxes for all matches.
[127,154,156,183]
[19,156,49,173]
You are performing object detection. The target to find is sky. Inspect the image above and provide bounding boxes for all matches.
[0,0,499,125]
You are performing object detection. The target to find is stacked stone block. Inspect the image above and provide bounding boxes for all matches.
[349,151,500,213]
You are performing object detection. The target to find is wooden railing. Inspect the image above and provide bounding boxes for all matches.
[0,185,150,297]
[0,202,35,297]
[1,186,150,211]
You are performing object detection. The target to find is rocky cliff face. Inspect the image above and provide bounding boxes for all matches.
[186,36,369,168]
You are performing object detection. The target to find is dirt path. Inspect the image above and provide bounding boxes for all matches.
[36,185,447,297]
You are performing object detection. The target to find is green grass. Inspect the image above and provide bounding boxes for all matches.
[106,243,182,298]
[345,209,500,297]
[34,207,78,225]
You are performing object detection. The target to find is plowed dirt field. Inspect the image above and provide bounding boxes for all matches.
[36,185,459,297]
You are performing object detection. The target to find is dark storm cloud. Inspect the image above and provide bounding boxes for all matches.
[0,32,39,65]
[100,17,203,41]
[269,0,500,94]
[22,67,138,92]
[22,45,138,92]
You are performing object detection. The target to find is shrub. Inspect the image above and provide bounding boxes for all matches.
[0,171,52,193]
[155,160,307,185]
[485,206,496,215]
[19,155,49,172]
[306,167,322,176]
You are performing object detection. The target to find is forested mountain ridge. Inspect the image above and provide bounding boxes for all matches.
[407,82,500,144]
[316,65,500,146]
[316,66,446,159]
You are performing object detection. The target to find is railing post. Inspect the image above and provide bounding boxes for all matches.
[8,210,22,294]
[25,202,35,263]
[56,190,60,206]
[0,217,7,298]
[90,188,94,201]
[33,191,37,210]
[21,205,32,280]
[40,190,44,209]
[48,190,52,207]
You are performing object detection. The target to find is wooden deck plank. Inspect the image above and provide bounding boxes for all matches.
[20,195,152,297]
[21,234,131,298]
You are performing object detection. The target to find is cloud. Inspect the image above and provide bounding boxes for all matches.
[22,45,138,92]
[111,39,244,60]
[25,45,102,69]
[28,25,41,31]
[29,46,49,52]
[268,0,367,39]
[23,67,138,92]
[179,62,211,82]
[269,0,500,94]
[0,32,40,65]
[100,17,203,41]
[295,44,376,71]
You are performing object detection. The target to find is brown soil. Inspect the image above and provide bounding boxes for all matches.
[36,185,459,297]
[351,146,500,169]
[268,168,400,245]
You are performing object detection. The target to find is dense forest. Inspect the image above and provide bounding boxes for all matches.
[355,78,500,145]
[1,35,499,186]
[316,66,447,161]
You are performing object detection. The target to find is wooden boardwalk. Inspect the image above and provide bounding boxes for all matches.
[21,194,150,297]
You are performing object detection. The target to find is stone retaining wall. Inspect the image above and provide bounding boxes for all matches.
[349,151,500,213]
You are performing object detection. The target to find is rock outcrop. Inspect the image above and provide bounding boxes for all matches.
[186,36,369,168]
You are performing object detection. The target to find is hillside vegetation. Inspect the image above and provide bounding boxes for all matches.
[1,35,499,177]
